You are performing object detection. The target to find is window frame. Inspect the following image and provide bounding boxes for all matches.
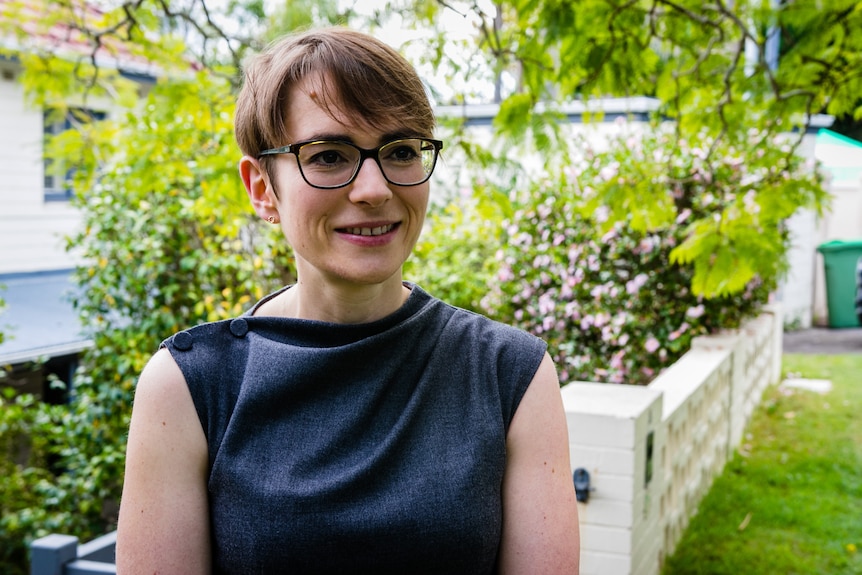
[43,107,106,203]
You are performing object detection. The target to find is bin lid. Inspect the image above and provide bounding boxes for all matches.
[816,239,862,253]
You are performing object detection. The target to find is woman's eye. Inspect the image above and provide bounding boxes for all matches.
[304,148,349,168]
[387,145,419,162]
[316,150,344,164]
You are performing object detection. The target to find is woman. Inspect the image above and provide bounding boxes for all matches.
[116,27,579,574]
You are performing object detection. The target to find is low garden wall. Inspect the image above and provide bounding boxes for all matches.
[563,304,783,575]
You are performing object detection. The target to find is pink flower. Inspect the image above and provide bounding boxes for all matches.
[599,164,619,181]
[645,337,660,353]
[593,206,609,223]
[538,293,555,315]
[637,238,655,254]
[686,305,705,319]
[571,268,584,284]
[626,273,649,294]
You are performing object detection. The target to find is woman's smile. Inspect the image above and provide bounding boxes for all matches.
[340,223,398,237]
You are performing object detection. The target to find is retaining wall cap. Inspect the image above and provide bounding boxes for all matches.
[561,381,662,418]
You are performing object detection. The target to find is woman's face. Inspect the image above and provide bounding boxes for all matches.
[267,77,431,290]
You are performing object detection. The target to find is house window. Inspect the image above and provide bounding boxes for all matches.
[43,107,106,202]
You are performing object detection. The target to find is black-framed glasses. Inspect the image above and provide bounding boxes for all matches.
[258,138,444,189]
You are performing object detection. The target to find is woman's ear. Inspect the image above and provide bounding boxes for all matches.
[239,156,279,221]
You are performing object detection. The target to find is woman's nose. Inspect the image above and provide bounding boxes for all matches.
[347,158,393,206]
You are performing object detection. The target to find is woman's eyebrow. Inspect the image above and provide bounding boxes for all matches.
[297,131,419,146]
[380,131,415,142]
[299,132,353,143]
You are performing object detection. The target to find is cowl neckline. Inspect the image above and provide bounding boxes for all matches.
[238,282,433,348]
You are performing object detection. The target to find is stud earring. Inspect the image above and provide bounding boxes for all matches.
[267,215,279,224]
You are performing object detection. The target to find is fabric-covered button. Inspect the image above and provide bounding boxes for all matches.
[173,331,193,351]
[230,318,249,338]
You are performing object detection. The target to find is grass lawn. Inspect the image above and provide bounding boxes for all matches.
[661,353,862,575]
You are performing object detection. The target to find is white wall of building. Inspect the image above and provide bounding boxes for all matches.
[781,128,862,328]
[0,61,83,275]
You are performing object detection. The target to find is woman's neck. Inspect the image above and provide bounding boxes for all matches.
[266,275,410,324]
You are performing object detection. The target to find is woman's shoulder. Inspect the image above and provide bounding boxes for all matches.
[429,296,546,350]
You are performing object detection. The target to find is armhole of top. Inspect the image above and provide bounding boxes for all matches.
[506,335,548,430]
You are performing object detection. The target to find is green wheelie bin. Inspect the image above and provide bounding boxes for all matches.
[817,239,862,328]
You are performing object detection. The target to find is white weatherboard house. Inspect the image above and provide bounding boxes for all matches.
[0,4,156,394]
[0,54,97,393]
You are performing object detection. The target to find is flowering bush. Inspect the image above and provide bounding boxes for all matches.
[480,190,768,385]
[420,122,824,385]
[571,122,826,298]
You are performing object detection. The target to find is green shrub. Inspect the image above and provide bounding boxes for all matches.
[406,182,510,312]
[0,391,66,575]
[0,291,6,345]
[427,123,821,385]
[0,74,296,572]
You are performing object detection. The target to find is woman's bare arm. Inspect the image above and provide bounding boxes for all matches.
[116,348,211,574]
[498,352,580,574]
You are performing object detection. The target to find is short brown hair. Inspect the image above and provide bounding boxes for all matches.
[235,27,435,159]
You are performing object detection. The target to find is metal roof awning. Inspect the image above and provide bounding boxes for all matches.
[0,269,92,366]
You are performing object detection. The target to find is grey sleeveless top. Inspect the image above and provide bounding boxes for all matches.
[161,284,547,574]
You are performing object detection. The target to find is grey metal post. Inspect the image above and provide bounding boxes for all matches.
[30,534,78,575]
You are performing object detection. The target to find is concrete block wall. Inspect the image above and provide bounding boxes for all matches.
[563,306,782,574]
[561,383,664,575]
[650,347,733,563]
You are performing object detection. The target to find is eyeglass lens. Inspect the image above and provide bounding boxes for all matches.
[297,139,437,188]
